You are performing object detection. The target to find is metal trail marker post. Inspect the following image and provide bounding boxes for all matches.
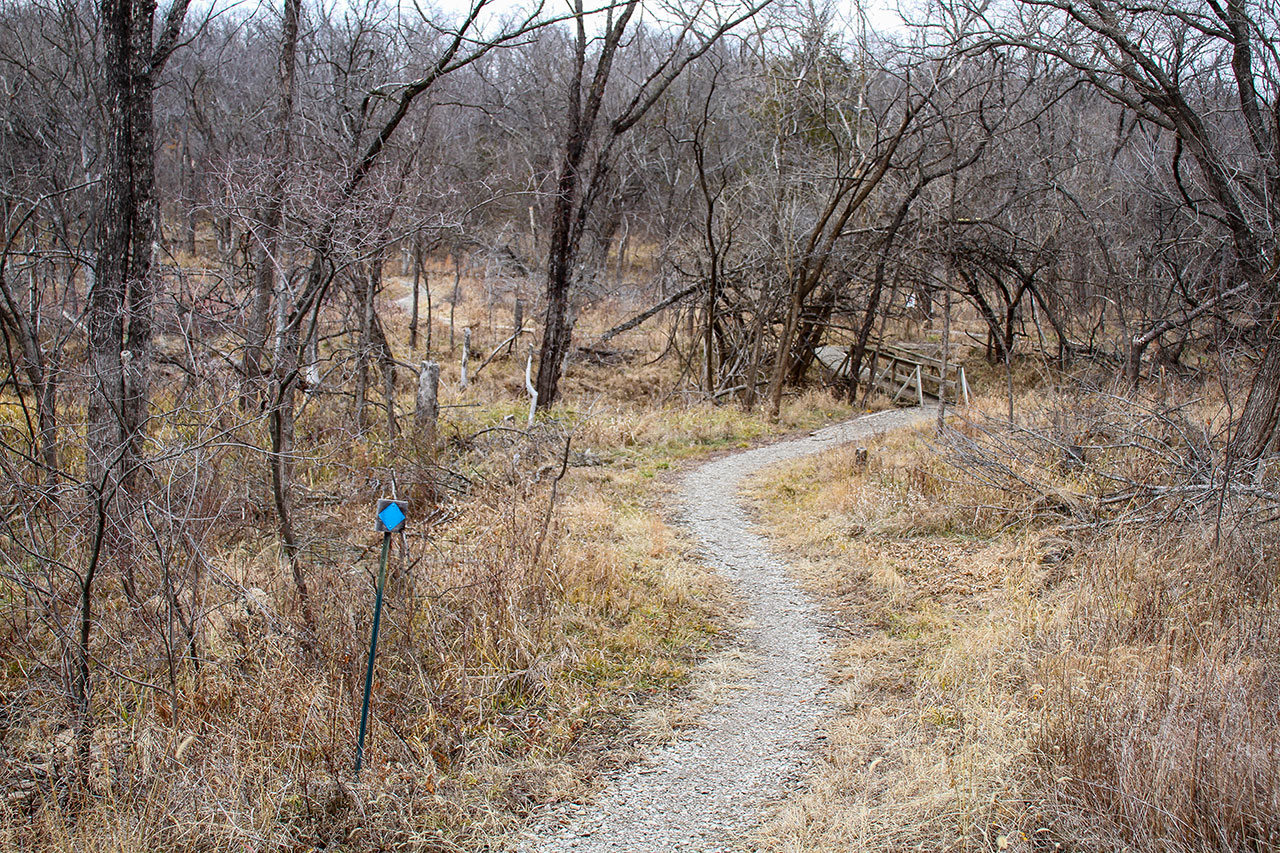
[355,498,407,779]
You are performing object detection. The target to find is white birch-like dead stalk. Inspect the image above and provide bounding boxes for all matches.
[460,328,471,389]
[525,344,538,428]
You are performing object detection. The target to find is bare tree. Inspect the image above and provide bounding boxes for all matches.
[964,0,1280,456]
[87,0,192,487]
[242,0,301,399]
[533,0,771,410]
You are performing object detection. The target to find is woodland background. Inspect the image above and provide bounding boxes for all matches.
[1,0,1278,848]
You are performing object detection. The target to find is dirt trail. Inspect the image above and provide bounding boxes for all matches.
[514,407,936,852]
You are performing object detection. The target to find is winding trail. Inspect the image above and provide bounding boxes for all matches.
[515,407,935,853]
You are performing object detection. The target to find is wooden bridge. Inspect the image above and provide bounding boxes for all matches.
[814,342,970,406]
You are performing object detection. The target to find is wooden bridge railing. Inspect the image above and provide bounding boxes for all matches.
[813,343,971,406]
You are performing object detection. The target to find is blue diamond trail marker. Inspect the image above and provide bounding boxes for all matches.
[356,498,407,778]
[377,500,406,532]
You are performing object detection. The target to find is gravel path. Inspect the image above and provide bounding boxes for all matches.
[513,407,935,853]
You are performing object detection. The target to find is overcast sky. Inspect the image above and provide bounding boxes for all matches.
[414,0,914,43]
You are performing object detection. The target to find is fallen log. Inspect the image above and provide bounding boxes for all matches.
[599,285,698,342]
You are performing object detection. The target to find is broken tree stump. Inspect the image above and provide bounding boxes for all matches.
[415,360,440,453]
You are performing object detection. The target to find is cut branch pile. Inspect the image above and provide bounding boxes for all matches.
[936,390,1280,530]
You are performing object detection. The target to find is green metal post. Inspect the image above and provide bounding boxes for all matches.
[355,530,392,778]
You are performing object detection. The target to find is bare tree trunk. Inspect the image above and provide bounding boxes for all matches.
[269,374,314,630]
[0,257,59,478]
[536,150,582,408]
[600,286,697,342]
[1028,286,1071,368]
[962,270,1012,365]
[1233,326,1280,458]
[785,290,833,386]
[354,254,383,429]
[244,0,300,400]
[1124,339,1145,385]
[535,0,760,408]
[83,0,191,778]
[534,0,625,409]
[409,234,423,350]
[1127,282,1250,385]
[849,192,916,399]
[267,274,316,630]
[266,252,329,634]
[703,297,717,395]
[694,117,721,395]
[742,308,766,412]
[90,0,181,609]
[89,6,141,488]
[766,283,804,415]
[73,502,109,783]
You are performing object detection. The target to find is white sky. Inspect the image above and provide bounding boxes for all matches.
[417,0,913,44]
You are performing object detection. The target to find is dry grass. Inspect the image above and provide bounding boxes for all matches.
[744,430,1044,853]
[744,376,1279,853]
[0,266,861,851]
[4,456,710,851]
[1038,525,1280,851]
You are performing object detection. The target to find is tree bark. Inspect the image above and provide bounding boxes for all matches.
[82,0,191,779]
[354,256,381,429]
[409,234,423,350]
[0,260,59,479]
[785,290,834,386]
[1233,312,1280,458]
[535,0,766,409]
[848,189,920,400]
[1127,281,1250,385]
[764,104,917,416]
[1005,0,1280,457]
[600,285,697,342]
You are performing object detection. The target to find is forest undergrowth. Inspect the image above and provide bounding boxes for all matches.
[745,366,1279,853]
[0,279,858,852]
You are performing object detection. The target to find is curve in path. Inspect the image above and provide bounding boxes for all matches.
[516,407,935,853]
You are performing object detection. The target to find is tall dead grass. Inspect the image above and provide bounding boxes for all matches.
[747,378,1279,853]
[1038,524,1280,851]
